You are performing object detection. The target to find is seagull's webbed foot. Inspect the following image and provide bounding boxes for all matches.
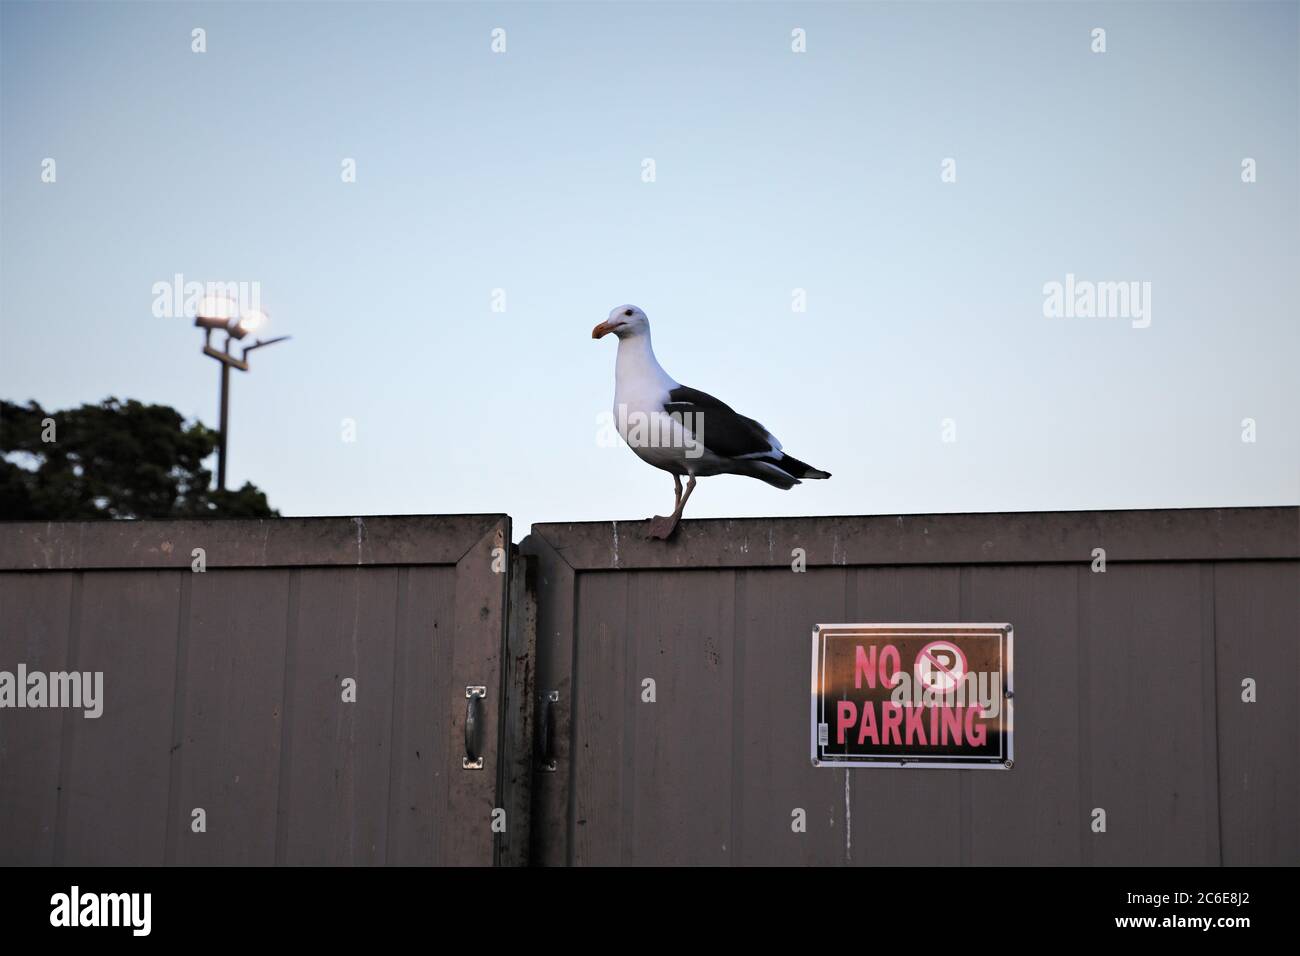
[646,513,681,540]
[646,475,695,541]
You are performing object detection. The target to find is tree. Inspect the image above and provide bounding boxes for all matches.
[0,398,277,520]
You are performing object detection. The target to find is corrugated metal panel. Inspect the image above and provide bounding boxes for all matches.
[0,515,513,866]
[523,507,1299,866]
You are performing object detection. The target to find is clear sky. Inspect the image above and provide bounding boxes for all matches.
[2,1,1296,538]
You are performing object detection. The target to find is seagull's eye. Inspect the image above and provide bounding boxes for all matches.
[623,309,634,317]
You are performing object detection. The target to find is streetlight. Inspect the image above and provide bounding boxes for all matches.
[194,295,290,490]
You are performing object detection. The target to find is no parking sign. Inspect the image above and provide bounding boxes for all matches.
[811,624,1014,769]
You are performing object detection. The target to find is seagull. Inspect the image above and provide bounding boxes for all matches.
[592,304,830,539]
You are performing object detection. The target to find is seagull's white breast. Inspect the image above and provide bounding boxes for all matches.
[609,333,704,475]
[611,346,736,477]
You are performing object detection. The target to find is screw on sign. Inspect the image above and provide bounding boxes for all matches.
[915,641,967,695]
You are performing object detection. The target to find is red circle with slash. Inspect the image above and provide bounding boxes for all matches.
[915,640,967,693]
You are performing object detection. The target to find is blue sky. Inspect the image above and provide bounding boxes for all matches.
[2,1,1296,537]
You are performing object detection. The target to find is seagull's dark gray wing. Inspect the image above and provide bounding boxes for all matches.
[663,385,778,459]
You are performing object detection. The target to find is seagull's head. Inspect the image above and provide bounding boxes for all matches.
[592,304,649,340]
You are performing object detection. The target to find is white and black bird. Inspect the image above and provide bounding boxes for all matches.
[592,304,830,539]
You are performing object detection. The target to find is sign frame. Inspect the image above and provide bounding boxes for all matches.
[810,623,1014,770]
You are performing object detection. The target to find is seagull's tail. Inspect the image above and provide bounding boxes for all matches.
[738,459,802,490]
[774,454,831,480]
[737,454,831,490]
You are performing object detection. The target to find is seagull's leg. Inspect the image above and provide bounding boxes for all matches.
[648,475,696,540]
[647,474,686,540]
[676,476,698,516]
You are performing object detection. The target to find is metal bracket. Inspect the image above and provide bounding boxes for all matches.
[538,690,559,772]
[463,685,487,769]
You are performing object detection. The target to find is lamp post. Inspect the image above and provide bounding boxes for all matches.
[194,296,289,490]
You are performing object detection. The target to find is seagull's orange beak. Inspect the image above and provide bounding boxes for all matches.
[591,320,624,339]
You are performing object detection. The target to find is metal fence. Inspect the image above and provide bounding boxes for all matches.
[521,507,1298,865]
[1,507,1295,866]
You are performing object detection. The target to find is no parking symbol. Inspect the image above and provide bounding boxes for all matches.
[915,640,967,694]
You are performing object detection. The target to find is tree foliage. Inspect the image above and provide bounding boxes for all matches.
[0,398,276,520]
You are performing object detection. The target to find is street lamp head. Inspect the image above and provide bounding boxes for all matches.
[194,294,240,331]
